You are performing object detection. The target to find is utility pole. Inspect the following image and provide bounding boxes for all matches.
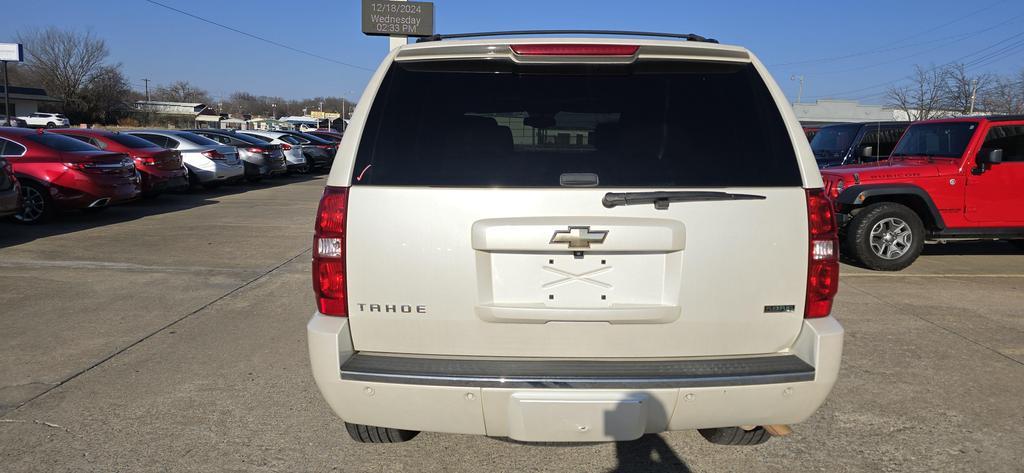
[142,78,151,102]
[968,78,978,115]
[2,60,10,126]
[791,75,805,105]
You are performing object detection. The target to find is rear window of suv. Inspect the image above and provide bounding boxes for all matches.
[353,60,801,187]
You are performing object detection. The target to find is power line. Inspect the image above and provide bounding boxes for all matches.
[769,0,1015,68]
[804,30,1024,100]
[800,11,1024,78]
[143,0,375,72]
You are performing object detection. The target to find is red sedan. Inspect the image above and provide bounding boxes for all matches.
[51,128,187,197]
[0,128,141,223]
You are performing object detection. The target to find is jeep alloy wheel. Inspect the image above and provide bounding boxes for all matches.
[845,202,925,271]
[869,217,913,260]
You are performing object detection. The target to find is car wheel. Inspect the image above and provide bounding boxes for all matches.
[13,182,54,224]
[1009,240,1024,251]
[698,427,772,446]
[246,175,263,183]
[845,202,925,271]
[201,181,222,190]
[344,423,419,443]
[45,122,56,129]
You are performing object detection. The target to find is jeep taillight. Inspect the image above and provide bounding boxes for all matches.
[806,188,839,318]
[313,186,349,316]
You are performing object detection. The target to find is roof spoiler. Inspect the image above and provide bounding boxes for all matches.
[416,30,718,44]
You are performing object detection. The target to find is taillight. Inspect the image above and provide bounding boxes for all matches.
[806,188,839,318]
[281,143,293,151]
[313,186,349,316]
[201,149,225,160]
[245,147,265,154]
[134,156,157,166]
[511,44,639,56]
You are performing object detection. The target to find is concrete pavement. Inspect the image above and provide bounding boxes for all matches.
[1,177,1022,472]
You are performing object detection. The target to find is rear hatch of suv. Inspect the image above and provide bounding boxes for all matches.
[336,42,813,358]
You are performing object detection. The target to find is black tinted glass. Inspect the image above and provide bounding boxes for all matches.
[176,132,221,146]
[26,133,100,152]
[108,133,164,149]
[892,122,977,158]
[240,133,272,143]
[810,124,860,157]
[982,125,1024,162]
[354,60,800,187]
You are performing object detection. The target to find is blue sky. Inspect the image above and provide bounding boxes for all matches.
[3,0,1023,104]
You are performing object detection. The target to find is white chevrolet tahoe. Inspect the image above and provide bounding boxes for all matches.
[308,32,843,446]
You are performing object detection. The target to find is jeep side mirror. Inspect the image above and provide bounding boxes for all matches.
[973,148,1003,175]
[978,148,1003,164]
[859,146,874,159]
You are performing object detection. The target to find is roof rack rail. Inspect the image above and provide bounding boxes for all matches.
[416,30,718,44]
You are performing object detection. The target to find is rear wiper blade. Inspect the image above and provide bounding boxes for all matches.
[602,191,766,210]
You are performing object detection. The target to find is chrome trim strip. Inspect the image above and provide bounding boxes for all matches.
[340,370,814,389]
[340,354,815,389]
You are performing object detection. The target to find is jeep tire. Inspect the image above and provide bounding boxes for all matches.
[844,202,925,271]
[698,426,772,446]
[344,423,419,443]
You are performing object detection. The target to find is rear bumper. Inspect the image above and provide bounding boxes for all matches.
[192,161,244,182]
[308,314,844,441]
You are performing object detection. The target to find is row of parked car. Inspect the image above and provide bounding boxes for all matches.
[804,116,1024,270]
[0,126,342,224]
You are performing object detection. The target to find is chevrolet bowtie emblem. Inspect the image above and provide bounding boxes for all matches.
[550,226,609,249]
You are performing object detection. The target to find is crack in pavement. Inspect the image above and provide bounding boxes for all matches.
[6,247,313,413]
[0,259,260,275]
[843,279,1024,368]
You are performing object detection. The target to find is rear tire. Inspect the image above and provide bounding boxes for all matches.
[45,122,56,129]
[246,175,263,183]
[698,426,772,446]
[1009,240,1024,251]
[344,423,419,443]
[13,182,54,224]
[844,202,925,271]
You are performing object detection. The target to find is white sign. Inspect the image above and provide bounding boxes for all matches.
[0,43,24,62]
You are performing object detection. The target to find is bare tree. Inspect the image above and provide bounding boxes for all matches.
[152,80,211,104]
[942,63,991,115]
[80,64,134,124]
[979,71,1024,115]
[16,27,109,109]
[886,65,950,121]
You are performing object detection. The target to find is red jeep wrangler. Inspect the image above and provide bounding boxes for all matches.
[822,116,1024,270]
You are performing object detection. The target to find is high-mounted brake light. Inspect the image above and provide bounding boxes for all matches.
[805,188,839,318]
[313,186,349,316]
[510,44,639,56]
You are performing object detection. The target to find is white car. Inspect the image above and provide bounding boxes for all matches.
[19,112,70,128]
[308,33,844,446]
[125,130,243,188]
[237,130,309,173]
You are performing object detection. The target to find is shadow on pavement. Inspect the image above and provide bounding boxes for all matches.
[921,240,1022,256]
[0,174,319,249]
[609,435,691,473]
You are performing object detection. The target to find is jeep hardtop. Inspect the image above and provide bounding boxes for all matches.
[823,115,1024,270]
[308,32,843,446]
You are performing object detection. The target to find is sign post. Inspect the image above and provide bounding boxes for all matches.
[362,0,434,50]
[0,43,24,126]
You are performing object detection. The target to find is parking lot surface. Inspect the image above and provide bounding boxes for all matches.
[1,176,1022,472]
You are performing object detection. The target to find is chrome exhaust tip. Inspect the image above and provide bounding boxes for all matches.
[88,198,110,208]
